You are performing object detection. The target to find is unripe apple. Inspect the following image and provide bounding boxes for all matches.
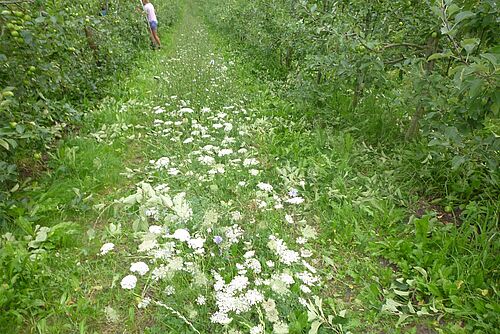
[11,30,19,37]
[431,32,438,38]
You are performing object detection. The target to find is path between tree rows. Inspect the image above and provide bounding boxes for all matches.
[18,4,345,334]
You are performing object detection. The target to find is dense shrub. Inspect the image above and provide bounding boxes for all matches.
[0,0,180,226]
[198,0,499,203]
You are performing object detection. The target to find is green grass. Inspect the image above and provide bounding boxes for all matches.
[0,1,498,334]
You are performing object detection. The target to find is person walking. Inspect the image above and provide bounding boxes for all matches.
[142,0,161,48]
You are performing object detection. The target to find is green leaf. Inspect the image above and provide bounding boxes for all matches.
[468,79,484,98]
[10,183,19,192]
[396,314,411,327]
[455,11,475,24]
[394,289,411,297]
[322,255,335,267]
[309,320,322,334]
[382,298,403,313]
[428,52,451,61]
[481,53,498,66]
[5,138,17,149]
[414,266,428,281]
[461,38,480,55]
[447,4,460,16]
[415,216,429,242]
[0,138,10,150]
[451,155,466,170]
[330,315,348,325]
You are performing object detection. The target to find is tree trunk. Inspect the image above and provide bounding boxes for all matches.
[352,73,364,109]
[84,26,100,66]
[405,36,439,140]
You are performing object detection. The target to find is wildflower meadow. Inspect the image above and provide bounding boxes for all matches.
[1,0,498,333]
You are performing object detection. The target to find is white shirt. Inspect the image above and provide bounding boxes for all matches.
[143,3,157,23]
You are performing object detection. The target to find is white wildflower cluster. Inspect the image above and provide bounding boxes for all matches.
[120,275,137,290]
[211,271,264,325]
[224,224,245,245]
[138,297,151,309]
[130,262,149,276]
[99,242,114,255]
[267,235,300,265]
[104,30,324,334]
[257,182,273,192]
[243,158,259,167]
[150,157,170,170]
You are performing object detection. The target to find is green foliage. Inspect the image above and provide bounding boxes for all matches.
[198,1,499,328]
[0,0,180,226]
[198,0,499,203]
[0,221,80,329]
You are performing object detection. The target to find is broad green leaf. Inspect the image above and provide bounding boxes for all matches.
[0,138,10,150]
[407,301,416,314]
[322,255,335,267]
[416,307,431,316]
[382,298,403,313]
[10,183,19,192]
[461,38,480,55]
[468,79,484,98]
[451,155,466,170]
[415,216,429,242]
[428,53,447,61]
[396,314,411,327]
[120,193,141,205]
[447,4,460,16]
[309,320,322,334]
[455,11,475,24]
[5,138,17,149]
[394,289,411,297]
[480,53,498,66]
[414,266,428,281]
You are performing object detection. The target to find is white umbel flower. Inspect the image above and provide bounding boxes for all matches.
[196,295,206,305]
[257,182,273,192]
[99,242,114,255]
[250,325,264,334]
[120,275,137,289]
[130,262,149,276]
[171,228,191,242]
[218,148,233,157]
[285,197,304,205]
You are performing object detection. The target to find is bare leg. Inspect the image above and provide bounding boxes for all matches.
[152,30,161,47]
[149,32,156,47]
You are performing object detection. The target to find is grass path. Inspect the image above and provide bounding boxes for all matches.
[6,3,340,334]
